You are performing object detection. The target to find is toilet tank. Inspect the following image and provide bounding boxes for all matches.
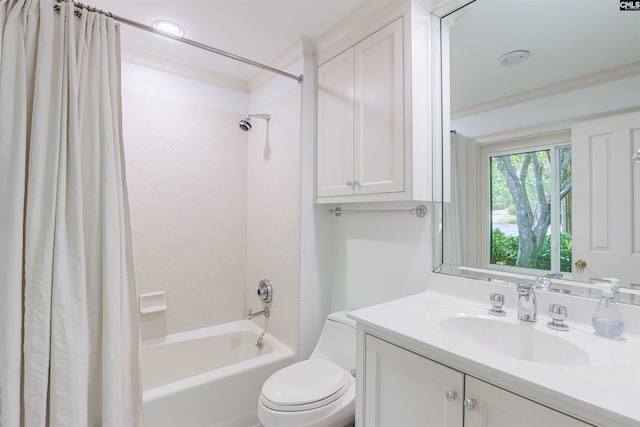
[310,311,356,372]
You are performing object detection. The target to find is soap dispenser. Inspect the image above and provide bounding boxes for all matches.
[591,278,624,338]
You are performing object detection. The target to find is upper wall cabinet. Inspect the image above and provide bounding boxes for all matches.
[317,19,404,199]
[315,1,435,204]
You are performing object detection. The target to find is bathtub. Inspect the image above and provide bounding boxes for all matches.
[142,320,295,427]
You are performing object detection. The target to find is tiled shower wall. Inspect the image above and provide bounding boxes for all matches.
[121,73,248,340]
[246,83,302,354]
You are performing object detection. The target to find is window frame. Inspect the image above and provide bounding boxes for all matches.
[476,130,571,276]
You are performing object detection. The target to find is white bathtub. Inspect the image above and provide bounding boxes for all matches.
[142,320,295,427]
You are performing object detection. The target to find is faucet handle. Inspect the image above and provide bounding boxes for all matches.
[547,304,569,331]
[488,293,506,316]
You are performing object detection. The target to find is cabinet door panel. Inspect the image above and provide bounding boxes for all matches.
[364,335,463,427]
[317,48,355,197]
[464,376,592,427]
[354,18,404,195]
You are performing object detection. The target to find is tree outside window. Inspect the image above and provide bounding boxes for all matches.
[489,146,572,272]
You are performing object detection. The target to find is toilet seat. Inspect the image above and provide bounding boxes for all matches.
[260,358,351,412]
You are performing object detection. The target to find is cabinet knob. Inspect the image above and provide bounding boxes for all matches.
[346,180,353,187]
[352,179,360,187]
[464,398,477,411]
[574,259,587,269]
[445,390,457,402]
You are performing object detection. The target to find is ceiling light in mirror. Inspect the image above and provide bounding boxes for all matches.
[151,20,185,37]
[499,50,530,66]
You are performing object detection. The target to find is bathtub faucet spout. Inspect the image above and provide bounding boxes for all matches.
[247,307,270,320]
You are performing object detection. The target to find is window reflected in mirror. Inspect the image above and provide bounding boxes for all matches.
[489,146,572,273]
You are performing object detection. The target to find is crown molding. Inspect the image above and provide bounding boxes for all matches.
[247,37,312,93]
[470,105,640,145]
[431,0,474,18]
[121,46,248,93]
[314,0,406,64]
[452,61,640,120]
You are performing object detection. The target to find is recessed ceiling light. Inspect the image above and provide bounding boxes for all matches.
[499,50,531,66]
[151,20,185,37]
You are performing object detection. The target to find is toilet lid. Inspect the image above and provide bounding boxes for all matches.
[261,358,350,411]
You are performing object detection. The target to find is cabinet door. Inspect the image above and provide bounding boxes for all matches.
[464,376,592,427]
[317,48,355,198]
[364,335,464,427]
[354,18,404,195]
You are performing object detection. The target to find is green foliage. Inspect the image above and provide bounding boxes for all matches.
[491,230,572,273]
[490,229,519,266]
[490,160,511,210]
[506,205,516,215]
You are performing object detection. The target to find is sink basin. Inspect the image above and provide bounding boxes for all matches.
[438,314,590,366]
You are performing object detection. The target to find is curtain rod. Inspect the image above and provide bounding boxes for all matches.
[62,0,304,83]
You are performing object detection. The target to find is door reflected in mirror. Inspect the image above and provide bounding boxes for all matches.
[438,0,640,304]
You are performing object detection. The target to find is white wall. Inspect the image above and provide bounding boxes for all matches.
[299,47,334,360]
[326,202,433,311]
[121,63,250,340]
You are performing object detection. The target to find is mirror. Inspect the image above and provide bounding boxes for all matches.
[436,0,640,305]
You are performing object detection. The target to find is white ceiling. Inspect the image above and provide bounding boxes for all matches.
[83,0,639,117]
[85,0,388,82]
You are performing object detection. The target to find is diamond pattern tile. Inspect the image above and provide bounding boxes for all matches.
[123,90,248,340]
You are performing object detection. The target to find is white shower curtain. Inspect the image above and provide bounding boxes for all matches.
[0,0,141,425]
[443,131,468,266]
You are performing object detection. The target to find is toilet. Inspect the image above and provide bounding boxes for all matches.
[257,311,356,427]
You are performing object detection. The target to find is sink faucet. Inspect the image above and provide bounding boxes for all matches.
[534,273,563,291]
[517,284,537,321]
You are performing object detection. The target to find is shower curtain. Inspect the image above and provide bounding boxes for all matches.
[0,0,141,425]
[443,131,468,266]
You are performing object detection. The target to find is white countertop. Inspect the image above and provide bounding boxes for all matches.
[348,288,640,427]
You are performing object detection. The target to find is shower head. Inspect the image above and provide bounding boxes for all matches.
[239,113,271,131]
[239,118,252,131]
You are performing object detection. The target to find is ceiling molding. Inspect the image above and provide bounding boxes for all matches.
[452,62,640,120]
[470,105,640,145]
[121,46,248,92]
[314,0,404,64]
[431,0,474,18]
[247,37,312,93]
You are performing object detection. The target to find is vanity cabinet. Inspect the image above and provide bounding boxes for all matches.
[316,1,433,204]
[361,334,593,427]
[463,376,592,427]
[363,335,464,426]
